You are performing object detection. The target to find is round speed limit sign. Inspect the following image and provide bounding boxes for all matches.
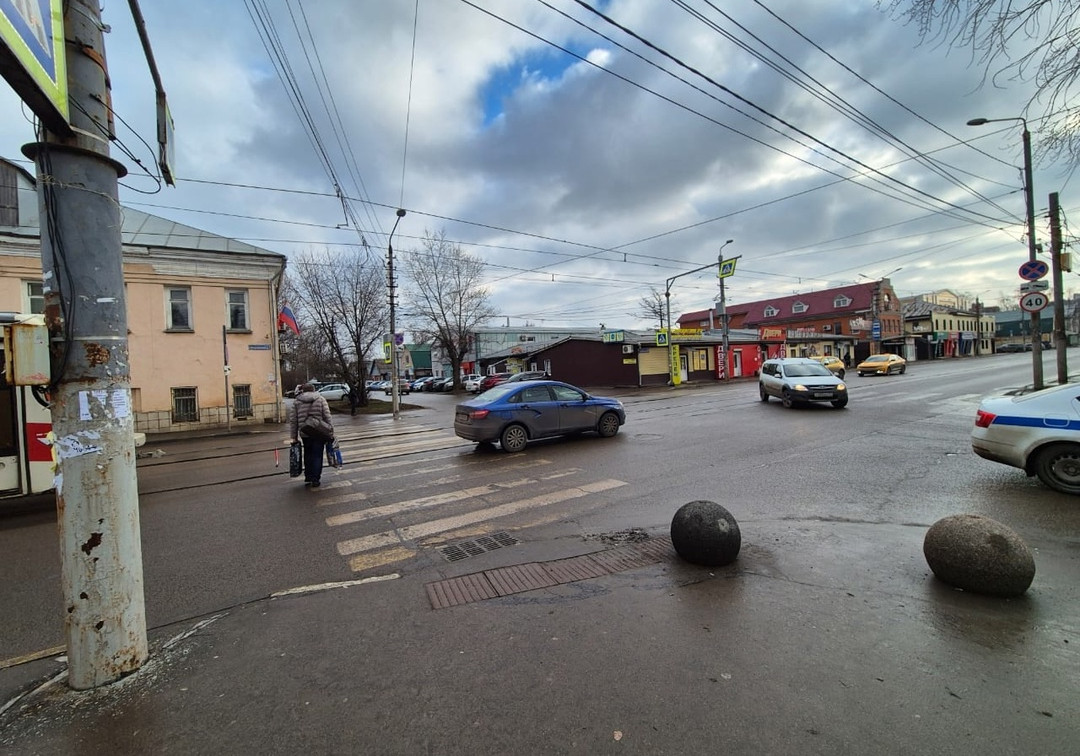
[1019,291,1049,312]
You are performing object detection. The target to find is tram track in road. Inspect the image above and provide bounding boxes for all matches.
[137,426,472,496]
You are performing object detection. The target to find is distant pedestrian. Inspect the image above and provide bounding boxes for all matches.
[843,352,852,368]
[289,382,334,488]
[348,384,359,415]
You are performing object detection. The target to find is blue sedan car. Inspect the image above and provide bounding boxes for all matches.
[454,380,626,453]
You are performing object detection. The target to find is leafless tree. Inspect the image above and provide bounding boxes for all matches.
[287,247,387,404]
[883,0,1079,165]
[401,231,496,391]
[636,287,668,329]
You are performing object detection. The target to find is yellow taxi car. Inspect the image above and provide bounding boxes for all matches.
[812,355,846,378]
[856,353,906,376]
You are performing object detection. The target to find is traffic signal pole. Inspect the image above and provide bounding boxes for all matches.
[23,0,147,689]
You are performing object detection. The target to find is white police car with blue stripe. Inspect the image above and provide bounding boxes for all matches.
[972,382,1080,494]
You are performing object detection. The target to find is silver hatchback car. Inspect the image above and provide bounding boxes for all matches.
[759,358,848,409]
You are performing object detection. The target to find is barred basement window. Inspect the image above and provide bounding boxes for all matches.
[233,384,253,418]
[171,387,198,423]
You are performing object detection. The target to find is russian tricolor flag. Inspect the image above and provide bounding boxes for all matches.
[278,303,300,335]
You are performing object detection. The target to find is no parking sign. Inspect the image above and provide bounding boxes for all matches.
[1019,260,1049,281]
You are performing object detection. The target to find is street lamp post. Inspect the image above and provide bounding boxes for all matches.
[967,116,1043,389]
[664,246,733,386]
[716,239,735,379]
[387,208,406,419]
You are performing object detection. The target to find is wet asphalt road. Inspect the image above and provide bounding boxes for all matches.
[1,354,1078,753]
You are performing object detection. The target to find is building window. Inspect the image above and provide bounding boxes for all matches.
[763,306,779,317]
[171,387,198,423]
[233,384,253,418]
[792,301,808,314]
[25,281,44,314]
[227,289,249,331]
[834,295,852,308]
[0,161,17,226]
[166,287,192,331]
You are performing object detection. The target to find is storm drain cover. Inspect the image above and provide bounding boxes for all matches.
[425,536,675,609]
[438,531,519,562]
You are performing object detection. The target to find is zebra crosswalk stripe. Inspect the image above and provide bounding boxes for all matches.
[325,469,584,527]
[335,478,626,557]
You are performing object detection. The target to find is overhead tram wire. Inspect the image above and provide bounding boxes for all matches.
[532,0,1002,228]
[245,0,373,255]
[236,4,1028,289]
[240,5,1032,306]
[294,1,384,248]
[136,168,1036,290]
[285,0,381,251]
[559,0,1012,228]
[671,0,1018,222]
[467,0,1013,235]
[746,0,1016,172]
[449,1,1023,296]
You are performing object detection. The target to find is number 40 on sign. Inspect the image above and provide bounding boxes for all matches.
[1019,292,1049,312]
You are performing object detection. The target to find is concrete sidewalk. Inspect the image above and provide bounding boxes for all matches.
[1,510,1075,754]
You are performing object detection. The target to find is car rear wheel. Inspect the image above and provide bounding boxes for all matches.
[759,384,769,402]
[899,365,906,374]
[597,412,621,438]
[1033,443,1080,494]
[500,424,528,453]
[781,389,794,408]
[857,371,865,377]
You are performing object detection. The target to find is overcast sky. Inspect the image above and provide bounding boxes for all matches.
[2,0,1075,329]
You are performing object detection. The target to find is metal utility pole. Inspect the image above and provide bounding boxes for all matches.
[387,208,406,420]
[967,117,1042,389]
[716,240,735,380]
[22,0,147,689]
[1049,192,1067,383]
[665,257,726,386]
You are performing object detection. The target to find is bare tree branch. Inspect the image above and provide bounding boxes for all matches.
[636,287,668,329]
[401,230,496,391]
[287,247,388,402]
[883,0,1080,165]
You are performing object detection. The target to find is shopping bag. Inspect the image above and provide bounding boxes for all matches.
[326,439,343,469]
[300,415,334,442]
[289,442,303,478]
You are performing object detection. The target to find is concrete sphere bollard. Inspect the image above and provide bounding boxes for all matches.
[670,500,741,567]
[923,514,1035,597]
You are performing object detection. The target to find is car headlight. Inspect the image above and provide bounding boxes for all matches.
[837,384,846,391]
[793,383,807,391]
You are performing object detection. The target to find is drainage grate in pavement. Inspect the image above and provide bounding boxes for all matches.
[438,531,519,562]
[425,536,674,609]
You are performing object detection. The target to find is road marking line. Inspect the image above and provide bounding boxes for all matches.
[345,457,552,487]
[326,480,531,527]
[314,491,369,508]
[271,573,400,597]
[325,469,584,527]
[347,547,417,573]
[335,479,626,556]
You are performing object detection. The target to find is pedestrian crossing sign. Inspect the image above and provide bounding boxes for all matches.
[719,259,737,278]
[656,331,669,347]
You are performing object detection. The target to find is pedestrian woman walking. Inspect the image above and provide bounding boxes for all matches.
[289,382,334,488]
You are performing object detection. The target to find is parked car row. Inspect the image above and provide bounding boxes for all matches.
[997,341,1053,353]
